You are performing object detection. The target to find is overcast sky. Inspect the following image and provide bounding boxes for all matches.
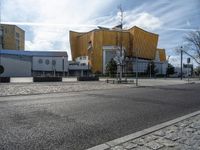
[1,0,200,66]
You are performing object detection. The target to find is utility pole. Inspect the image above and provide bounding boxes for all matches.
[180,46,183,80]
[136,49,138,86]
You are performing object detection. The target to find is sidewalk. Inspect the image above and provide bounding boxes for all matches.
[88,110,200,150]
[100,77,200,87]
[1,78,200,97]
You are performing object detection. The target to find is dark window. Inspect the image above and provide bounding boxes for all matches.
[16,32,20,38]
[4,28,7,34]
[0,29,3,36]
[38,59,43,64]
[0,65,4,74]
[16,39,20,49]
[52,60,56,65]
[45,59,50,65]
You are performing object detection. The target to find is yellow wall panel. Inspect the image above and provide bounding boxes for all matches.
[129,26,158,60]
[157,48,166,62]
[69,26,166,73]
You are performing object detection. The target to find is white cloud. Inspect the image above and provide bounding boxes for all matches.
[124,12,162,30]
[1,0,199,61]
[2,0,114,60]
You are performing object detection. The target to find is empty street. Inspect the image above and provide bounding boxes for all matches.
[0,83,200,150]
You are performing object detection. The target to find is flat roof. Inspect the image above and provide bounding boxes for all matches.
[0,24,25,32]
[0,49,68,57]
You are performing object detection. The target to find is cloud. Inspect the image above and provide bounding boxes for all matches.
[2,0,115,60]
[124,12,162,30]
[1,0,199,64]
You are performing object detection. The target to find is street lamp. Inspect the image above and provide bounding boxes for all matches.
[149,63,152,78]
[180,46,183,80]
[125,57,129,81]
[135,49,139,86]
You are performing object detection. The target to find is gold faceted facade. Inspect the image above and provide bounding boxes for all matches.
[70,26,166,73]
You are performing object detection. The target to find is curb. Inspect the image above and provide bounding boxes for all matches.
[87,110,200,150]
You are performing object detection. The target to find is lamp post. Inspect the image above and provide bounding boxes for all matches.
[180,46,183,80]
[125,57,129,81]
[150,63,152,78]
[136,54,138,86]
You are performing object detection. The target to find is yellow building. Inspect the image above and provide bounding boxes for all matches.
[70,26,166,73]
[0,24,25,50]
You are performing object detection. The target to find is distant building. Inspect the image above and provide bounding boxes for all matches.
[70,26,167,74]
[0,24,25,50]
[0,49,90,77]
[0,50,68,77]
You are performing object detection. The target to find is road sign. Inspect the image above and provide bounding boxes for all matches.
[187,58,190,64]
[183,64,193,68]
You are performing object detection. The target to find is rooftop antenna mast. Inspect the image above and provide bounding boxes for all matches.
[118,4,123,30]
[0,0,2,25]
[117,4,124,82]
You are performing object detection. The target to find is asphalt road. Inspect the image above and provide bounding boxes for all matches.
[0,83,200,150]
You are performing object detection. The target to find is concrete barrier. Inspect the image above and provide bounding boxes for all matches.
[0,77,10,83]
[77,76,99,81]
[10,77,33,83]
[33,77,62,82]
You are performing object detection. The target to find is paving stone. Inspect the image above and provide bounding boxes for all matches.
[110,145,126,150]
[153,130,166,137]
[122,142,137,149]
[143,134,159,142]
[145,141,164,150]
[185,127,196,133]
[109,113,200,150]
[132,138,146,146]
[190,122,200,129]
[175,122,188,128]
[164,133,181,141]
[177,144,194,150]
[165,126,179,133]
[134,146,151,150]
[156,138,178,147]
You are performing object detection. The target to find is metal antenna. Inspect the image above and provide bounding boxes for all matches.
[118,4,123,29]
[117,4,124,82]
[0,0,1,24]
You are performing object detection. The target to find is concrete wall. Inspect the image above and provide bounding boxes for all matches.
[0,54,32,77]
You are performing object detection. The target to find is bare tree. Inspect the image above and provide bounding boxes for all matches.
[185,31,200,59]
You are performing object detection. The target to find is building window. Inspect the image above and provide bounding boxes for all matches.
[38,59,43,64]
[45,59,50,65]
[16,39,20,50]
[0,28,3,49]
[15,32,20,50]
[52,60,56,65]
[4,28,7,34]
[0,29,3,36]
[16,32,20,38]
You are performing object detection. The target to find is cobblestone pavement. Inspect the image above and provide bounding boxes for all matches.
[1,78,200,97]
[109,114,200,150]
[0,81,135,96]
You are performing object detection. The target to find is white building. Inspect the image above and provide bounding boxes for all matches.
[0,50,68,77]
